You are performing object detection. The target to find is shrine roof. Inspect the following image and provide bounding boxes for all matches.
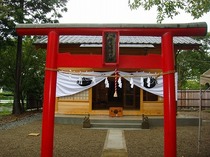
[35,35,200,45]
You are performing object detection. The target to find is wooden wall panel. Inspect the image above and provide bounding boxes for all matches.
[57,102,90,114]
[143,102,163,115]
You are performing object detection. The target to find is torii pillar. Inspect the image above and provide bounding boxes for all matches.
[15,23,207,157]
[41,31,59,157]
[162,32,176,156]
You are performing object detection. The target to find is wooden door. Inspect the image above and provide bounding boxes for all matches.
[123,80,140,109]
[92,82,108,109]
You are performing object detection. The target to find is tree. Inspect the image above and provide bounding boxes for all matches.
[0,0,68,114]
[128,0,210,89]
[176,33,210,89]
[21,37,46,111]
[128,0,210,22]
[1,0,67,39]
[0,38,45,111]
[0,42,16,92]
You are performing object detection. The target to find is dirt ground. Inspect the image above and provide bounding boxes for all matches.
[0,111,209,157]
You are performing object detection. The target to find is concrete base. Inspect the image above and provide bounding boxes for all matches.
[55,115,83,124]
[149,117,200,127]
[55,114,200,127]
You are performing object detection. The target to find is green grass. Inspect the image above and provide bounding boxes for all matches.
[0,109,12,116]
[0,103,13,107]
[0,103,13,116]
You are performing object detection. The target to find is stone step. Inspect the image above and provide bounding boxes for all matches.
[91,123,141,129]
[91,119,142,124]
[90,119,142,129]
[55,115,200,127]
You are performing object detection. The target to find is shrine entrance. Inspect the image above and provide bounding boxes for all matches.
[92,78,140,110]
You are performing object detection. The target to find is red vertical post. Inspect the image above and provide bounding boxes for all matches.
[41,31,59,157]
[162,32,176,157]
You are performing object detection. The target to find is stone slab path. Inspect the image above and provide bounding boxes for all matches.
[101,129,128,157]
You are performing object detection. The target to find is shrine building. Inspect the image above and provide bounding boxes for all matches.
[35,34,200,116]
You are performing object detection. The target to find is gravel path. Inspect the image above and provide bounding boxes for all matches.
[0,111,209,157]
[125,125,210,157]
[0,113,107,157]
[0,112,42,130]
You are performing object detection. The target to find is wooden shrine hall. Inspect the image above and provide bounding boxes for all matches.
[34,35,200,116]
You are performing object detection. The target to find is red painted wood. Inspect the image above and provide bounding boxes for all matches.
[57,53,102,68]
[162,32,176,157]
[119,54,161,69]
[16,27,207,36]
[57,53,162,69]
[41,31,59,157]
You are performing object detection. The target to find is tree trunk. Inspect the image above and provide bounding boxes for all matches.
[13,36,23,115]
[13,0,24,115]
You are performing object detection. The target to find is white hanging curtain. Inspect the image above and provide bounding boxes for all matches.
[118,71,178,99]
[56,71,114,97]
[56,70,177,99]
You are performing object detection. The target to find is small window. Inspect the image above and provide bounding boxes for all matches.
[143,90,158,101]
[59,89,89,101]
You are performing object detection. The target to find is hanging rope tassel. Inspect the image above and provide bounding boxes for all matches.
[113,69,118,97]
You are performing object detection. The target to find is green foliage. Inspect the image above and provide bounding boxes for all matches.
[21,37,46,101]
[128,0,210,22]
[0,38,45,107]
[1,0,67,114]
[0,0,68,41]
[0,41,17,92]
[181,80,200,90]
[176,33,210,89]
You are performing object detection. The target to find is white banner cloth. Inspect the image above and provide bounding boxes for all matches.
[119,71,177,99]
[56,71,177,99]
[56,71,114,97]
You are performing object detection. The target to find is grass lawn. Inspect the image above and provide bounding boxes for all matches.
[0,103,13,116]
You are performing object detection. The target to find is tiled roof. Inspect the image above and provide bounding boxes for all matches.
[35,35,200,45]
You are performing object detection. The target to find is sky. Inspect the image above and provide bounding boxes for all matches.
[60,0,210,32]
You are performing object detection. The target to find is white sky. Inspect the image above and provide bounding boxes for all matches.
[60,0,210,32]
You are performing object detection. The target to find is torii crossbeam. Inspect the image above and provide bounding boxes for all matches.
[16,22,207,157]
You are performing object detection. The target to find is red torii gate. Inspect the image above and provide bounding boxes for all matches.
[16,23,207,157]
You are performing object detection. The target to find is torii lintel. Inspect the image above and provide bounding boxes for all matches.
[16,22,207,36]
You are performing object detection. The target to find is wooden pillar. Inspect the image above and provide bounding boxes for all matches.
[41,31,59,157]
[162,32,176,157]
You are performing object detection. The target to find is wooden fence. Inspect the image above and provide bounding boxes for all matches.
[177,90,210,109]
